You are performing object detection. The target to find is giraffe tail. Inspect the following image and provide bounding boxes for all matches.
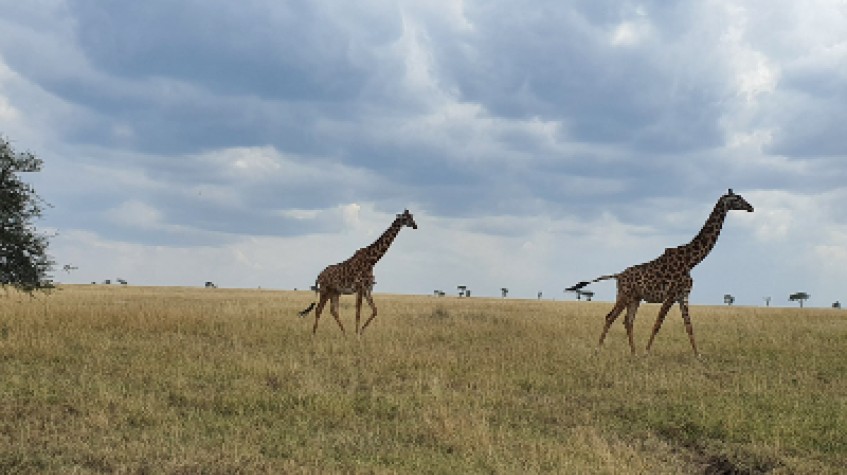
[565,274,617,291]
[565,282,590,292]
[298,280,320,317]
[298,302,316,318]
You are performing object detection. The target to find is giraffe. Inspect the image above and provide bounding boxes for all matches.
[298,209,417,335]
[566,189,753,357]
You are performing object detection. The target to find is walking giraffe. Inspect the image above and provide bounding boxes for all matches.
[299,209,417,335]
[566,190,753,357]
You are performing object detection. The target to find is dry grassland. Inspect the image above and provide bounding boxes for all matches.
[1,285,845,474]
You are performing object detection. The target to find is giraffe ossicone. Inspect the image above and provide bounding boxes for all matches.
[299,209,417,335]
[566,189,754,357]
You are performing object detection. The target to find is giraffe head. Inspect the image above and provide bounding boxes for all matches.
[396,209,418,229]
[721,189,754,212]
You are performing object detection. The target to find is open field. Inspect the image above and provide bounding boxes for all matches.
[1,285,845,474]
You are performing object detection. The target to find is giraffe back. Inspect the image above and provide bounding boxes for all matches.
[316,250,375,295]
[618,251,693,303]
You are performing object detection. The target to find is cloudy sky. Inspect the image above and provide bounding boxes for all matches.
[2,1,847,306]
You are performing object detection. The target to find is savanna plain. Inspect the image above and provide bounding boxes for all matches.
[1,285,845,474]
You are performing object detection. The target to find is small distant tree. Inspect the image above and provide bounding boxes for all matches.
[465,289,471,298]
[723,294,735,306]
[789,292,810,308]
[763,296,771,307]
[832,301,841,309]
[565,288,593,301]
[501,287,508,298]
[457,285,466,297]
[1,137,54,294]
[537,291,542,300]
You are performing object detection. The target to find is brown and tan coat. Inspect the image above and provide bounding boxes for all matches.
[299,209,417,335]
[567,190,754,356]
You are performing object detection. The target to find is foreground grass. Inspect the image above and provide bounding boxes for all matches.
[1,286,845,473]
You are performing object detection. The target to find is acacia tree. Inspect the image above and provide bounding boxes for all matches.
[789,292,810,308]
[564,288,593,301]
[1,137,54,294]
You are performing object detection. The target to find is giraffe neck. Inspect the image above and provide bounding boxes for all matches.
[362,220,403,265]
[682,201,728,269]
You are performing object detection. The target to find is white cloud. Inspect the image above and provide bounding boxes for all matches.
[50,229,261,287]
[401,0,474,33]
[341,203,362,229]
[106,200,162,229]
[735,190,821,242]
[393,13,454,104]
[813,224,847,268]
[3,1,847,306]
[190,146,379,188]
[610,18,651,47]
[719,3,780,103]
[232,246,263,271]
[231,149,281,174]
[0,95,17,120]
[277,208,321,220]
[110,123,135,142]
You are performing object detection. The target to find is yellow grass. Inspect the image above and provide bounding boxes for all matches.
[1,285,845,473]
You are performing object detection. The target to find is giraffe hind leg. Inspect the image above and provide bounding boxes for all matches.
[312,293,330,334]
[329,294,345,334]
[355,289,363,334]
[623,300,641,356]
[598,299,627,351]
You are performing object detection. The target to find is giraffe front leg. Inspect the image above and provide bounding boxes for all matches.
[679,297,700,357]
[598,299,627,352]
[646,298,675,353]
[359,292,378,334]
[329,294,346,334]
